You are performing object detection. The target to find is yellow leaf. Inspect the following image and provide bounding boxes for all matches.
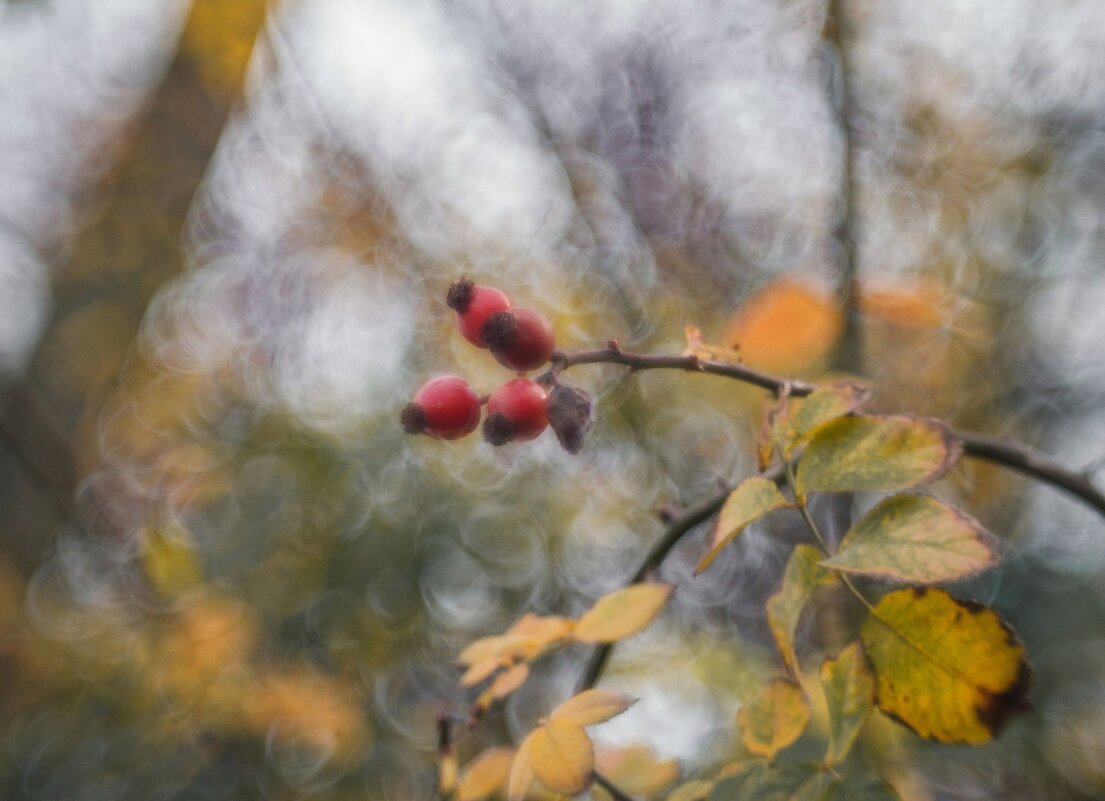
[508,733,536,801]
[738,679,811,760]
[820,642,874,766]
[440,750,459,795]
[508,614,575,648]
[595,746,680,796]
[695,477,792,576]
[860,588,1031,743]
[573,584,674,644]
[795,416,961,498]
[457,748,516,801]
[529,722,594,796]
[665,779,713,801]
[460,635,512,666]
[721,277,842,373]
[490,664,531,699]
[821,495,999,584]
[766,545,836,676]
[461,657,507,688]
[550,689,637,728]
[783,382,872,455]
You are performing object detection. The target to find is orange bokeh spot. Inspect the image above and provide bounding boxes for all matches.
[722,278,842,373]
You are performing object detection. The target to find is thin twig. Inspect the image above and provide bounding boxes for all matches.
[552,347,1105,519]
[573,483,732,694]
[824,0,863,374]
[594,771,637,801]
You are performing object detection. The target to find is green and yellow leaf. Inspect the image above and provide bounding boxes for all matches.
[695,477,792,575]
[667,780,713,801]
[737,679,811,760]
[508,733,536,801]
[573,583,674,644]
[822,495,999,584]
[550,689,637,728]
[860,588,1031,743]
[795,416,961,498]
[784,382,872,455]
[709,762,829,801]
[529,721,594,795]
[820,642,874,766]
[457,747,516,801]
[766,545,837,676]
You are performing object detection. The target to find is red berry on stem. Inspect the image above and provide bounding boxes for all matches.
[446,277,511,348]
[483,378,548,445]
[482,307,555,372]
[401,375,482,440]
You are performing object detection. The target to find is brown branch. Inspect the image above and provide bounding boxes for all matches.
[551,347,1105,520]
[574,483,732,693]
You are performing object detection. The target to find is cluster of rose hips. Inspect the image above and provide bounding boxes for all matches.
[401,278,589,450]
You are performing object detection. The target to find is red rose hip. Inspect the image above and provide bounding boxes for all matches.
[401,375,482,440]
[482,307,555,372]
[446,277,512,348]
[483,378,548,445]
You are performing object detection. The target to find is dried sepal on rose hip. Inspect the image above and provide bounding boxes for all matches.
[446,277,512,348]
[483,378,548,445]
[545,382,593,454]
[401,375,482,440]
[482,307,555,372]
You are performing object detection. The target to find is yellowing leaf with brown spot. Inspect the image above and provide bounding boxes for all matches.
[795,416,961,498]
[550,689,637,727]
[783,382,872,455]
[508,733,536,801]
[573,584,674,644]
[722,278,842,373]
[457,748,516,801]
[766,545,836,676]
[695,477,792,575]
[595,746,680,797]
[738,679,811,760]
[822,495,999,584]
[861,588,1031,744]
[820,642,874,766]
[529,721,594,796]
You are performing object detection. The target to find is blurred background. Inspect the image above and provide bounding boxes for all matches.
[2,0,1105,799]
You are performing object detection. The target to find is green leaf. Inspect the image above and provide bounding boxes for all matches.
[794,416,961,497]
[667,780,714,801]
[710,763,832,801]
[713,763,902,801]
[766,545,836,676]
[820,642,874,766]
[737,679,810,760]
[860,588,1031,743]
[785,382,872,455]
[821,495,999,584]
[822,773,902,801]
[695,477,792,575]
